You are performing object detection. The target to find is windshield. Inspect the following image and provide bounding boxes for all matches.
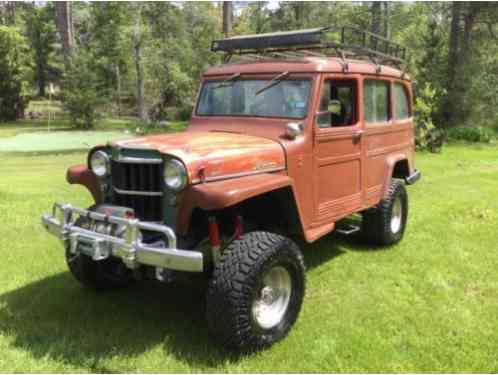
[196,79,312,119]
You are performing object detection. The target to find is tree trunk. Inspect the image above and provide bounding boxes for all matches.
[37,58,46,97]
[371,1,382,36]
[383,2,390,39]
[222,1,233,37]
[445,1,462,125]
[133,4,148,122]
[458,2,480,122]
[54,1,74,64]
[6,2,15,25]
[293,2,304,28]
[115,64,122,117]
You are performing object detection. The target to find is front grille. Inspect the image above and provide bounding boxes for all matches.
[111,160,163,221]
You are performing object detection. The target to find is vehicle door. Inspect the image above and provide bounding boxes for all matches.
[312,76,363,224]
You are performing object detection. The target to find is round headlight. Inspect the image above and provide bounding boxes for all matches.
[164,159,187,191]
[90,150,110,177]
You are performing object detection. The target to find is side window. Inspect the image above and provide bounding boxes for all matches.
[364,80,390,123]
[316,80,357,128]
[394,82,410,119]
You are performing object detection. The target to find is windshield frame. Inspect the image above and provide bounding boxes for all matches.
[195,75,314,120]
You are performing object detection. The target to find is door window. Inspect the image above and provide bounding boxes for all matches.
[316,80,357,128]
[393,82,410,119]
[364,80,390,123]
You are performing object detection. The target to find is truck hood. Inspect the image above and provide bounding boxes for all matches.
[112,131,286,183]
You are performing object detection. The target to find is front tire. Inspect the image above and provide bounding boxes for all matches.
[362,179,408,246]
[206,231,305,351]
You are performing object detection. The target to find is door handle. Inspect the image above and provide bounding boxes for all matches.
[352,130,364,142]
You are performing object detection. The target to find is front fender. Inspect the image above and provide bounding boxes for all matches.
[177,173,297,235]
[66,165,102,204]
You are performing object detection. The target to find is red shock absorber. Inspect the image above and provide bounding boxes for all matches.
[208,216,221,252]
[234,215,243,240]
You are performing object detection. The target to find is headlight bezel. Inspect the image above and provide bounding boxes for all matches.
[163,158,188,192]
[89,150,110,178]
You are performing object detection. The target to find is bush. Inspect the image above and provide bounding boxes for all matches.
[447,126,496,143]
[0,26,30,121]
[62,52,109,129]
[414,83,445,152]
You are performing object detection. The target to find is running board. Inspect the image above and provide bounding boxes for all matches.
[335,224,360,235]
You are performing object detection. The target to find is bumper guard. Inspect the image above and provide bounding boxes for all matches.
[41,203,203,272]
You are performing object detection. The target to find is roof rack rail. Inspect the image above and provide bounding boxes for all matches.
[212,26,407,70]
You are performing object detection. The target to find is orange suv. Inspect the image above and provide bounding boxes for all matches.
[42,27,420,351]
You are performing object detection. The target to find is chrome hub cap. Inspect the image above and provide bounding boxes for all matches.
[251,266,292,330]
[391,196,403,233]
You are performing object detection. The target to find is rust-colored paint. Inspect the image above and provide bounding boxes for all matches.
[112,132,285,184]
[177,173,303,235]
[74,57,416,244]
[66,165,102,204]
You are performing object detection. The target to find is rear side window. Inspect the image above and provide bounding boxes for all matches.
[394,82,410,119]
[364,80,389,123]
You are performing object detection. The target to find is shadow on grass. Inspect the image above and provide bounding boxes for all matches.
[0,274,243,370]
[0,228,380,370]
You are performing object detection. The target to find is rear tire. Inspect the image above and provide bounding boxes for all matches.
[206,231,305,351]
[65,215,133,291]
[362,179,408,246]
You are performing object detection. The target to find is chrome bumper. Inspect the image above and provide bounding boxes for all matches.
[41,203,203,272]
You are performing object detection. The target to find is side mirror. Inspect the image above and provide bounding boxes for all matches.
[286,122,304,139]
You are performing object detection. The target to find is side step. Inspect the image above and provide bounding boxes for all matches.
[335,224,360,236]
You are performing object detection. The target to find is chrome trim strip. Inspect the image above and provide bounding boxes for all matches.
[41,203,203,272]
[191,167,285,184]
[113,187,163,197]
[112,156,163,164]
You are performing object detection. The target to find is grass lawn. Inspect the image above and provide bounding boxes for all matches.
[0,144,497,372]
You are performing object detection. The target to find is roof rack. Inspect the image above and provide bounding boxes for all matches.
[211,26,407,71]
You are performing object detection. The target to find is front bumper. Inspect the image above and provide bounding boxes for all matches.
[41,203,203,272]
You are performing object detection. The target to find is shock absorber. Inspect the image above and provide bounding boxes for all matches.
[208,216,221,263]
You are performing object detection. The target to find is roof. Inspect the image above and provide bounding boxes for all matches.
[204,56,410,81]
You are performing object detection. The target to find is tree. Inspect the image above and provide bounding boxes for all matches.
[444,2,462,125]
[133,3,148,122]
[222,1,233,36]
[371,1,382,35]
[54,1,74,63]
[0,2,16,25]
[63,51,108,129]
[0,26,29,121]
[25,3,57,97]
[383,2,390,39]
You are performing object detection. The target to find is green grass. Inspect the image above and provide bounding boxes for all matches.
[0,144,497,372]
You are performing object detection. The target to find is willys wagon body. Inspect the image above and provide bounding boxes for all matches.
[42,27,420,351]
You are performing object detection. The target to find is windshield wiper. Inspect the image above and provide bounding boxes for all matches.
[214,72,241,89]
[255,71,290,96]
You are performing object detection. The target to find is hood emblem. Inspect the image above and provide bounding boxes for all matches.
[253,161,278,171]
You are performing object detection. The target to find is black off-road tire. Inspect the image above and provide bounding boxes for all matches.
[65,216,133,291]
[362,179,408,246]
[206,231,305,352]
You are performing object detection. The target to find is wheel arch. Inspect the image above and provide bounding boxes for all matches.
[381,155,412,198]
[177,173,305,237]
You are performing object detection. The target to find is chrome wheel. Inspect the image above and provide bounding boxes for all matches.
[391,196,403,233]
[252,266,292,330]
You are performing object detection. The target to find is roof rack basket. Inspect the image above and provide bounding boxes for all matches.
[212,26,407,69]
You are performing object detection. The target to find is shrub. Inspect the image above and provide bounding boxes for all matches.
[414,83,445,152]
[447,126,496,143]
[62,52,109,129]
[0,26,30,121]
